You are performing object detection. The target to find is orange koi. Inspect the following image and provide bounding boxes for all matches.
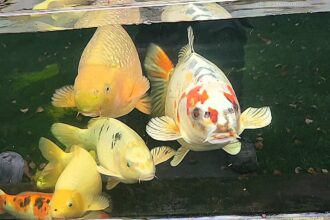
[0,189,52,220]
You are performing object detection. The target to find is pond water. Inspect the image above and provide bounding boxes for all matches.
[0,1,329,219]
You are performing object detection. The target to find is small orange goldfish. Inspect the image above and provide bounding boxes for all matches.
[0,189,52,220]
[52,25,150,118]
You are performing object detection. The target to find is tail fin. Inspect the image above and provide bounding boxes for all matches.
[39,137,67,162]
[144,44,173,116]
[51,123,85,149]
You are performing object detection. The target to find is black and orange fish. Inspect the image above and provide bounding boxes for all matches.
[0,189,52,220]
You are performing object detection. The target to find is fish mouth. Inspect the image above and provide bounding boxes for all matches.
[206,132,239,144]
[140,175,155,181]
[77,106,102,117]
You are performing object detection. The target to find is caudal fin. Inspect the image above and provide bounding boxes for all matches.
[51,123,85,149]
[144,44,173,116]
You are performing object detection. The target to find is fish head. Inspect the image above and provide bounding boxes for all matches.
[74,65,118,116]
[178,82,240,144]
[51,189,84,219]
[123,146,155,182]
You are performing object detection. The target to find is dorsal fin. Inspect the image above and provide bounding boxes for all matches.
[178,26,195,63]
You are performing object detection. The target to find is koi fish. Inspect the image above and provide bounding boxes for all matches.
[51,117,175,190]
[51,25,150,118]
[51,145,109,218]
[0,189,52,220]
[144,26,272,166]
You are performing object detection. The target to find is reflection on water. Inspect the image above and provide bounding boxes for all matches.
[0,0,330,33]
[0,10,329,219]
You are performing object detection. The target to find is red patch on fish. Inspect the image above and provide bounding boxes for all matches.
[223,85,238,110]
[208,107,218,124]
[184,86,209,114]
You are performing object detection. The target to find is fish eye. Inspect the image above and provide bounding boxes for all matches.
[127,162,131,168]
[204,111,210,118]
[192,108,201,119]
[227,108,234,114]
[233,104,239,112]
[67,202,73,208]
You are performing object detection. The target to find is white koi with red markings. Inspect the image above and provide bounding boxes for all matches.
[144,26,272,166]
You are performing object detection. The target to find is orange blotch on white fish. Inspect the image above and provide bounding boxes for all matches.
[181,85,209,115]
[207,107,218,124]
[223,85,239,110]
[185,71,194,82]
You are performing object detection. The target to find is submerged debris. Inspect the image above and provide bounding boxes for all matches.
[305,118,313,124]
[307,167,317,175]
[20,108,29,113]
[29,161,36,170]
[294,166,302,174]
[255,140,264,150]
[321,169,328,174]
[273,169,282,176]
[35,106,44,113]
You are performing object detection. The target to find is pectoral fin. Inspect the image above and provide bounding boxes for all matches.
[170,146,190,167]
[51,85,76,108]
[239,107,272,134]
[222,141,241,155]
[151,146,176,165]
[87,195,110,211]
[131,76,150,103]
[135,94,151,115]
[146,116,181,141]
[106,178,121,190]
[96,165,123,179]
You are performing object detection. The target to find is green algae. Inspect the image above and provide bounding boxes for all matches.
[10,64,59,92]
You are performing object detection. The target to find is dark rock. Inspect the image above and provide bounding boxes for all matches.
[227,140,258,174]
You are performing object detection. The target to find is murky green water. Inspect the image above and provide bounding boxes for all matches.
[0,12,329,218]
